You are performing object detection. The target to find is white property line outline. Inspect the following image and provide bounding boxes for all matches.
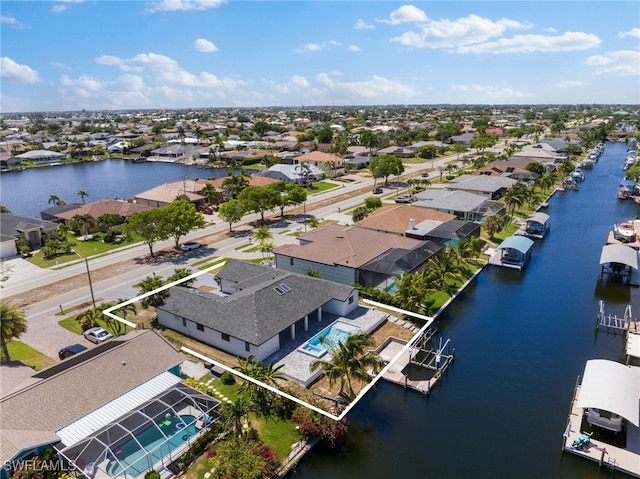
[103,261,435,421]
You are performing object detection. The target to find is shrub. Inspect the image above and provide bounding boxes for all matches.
[364,196,382,210]
[220,370,236,385]
[144,471,160,479]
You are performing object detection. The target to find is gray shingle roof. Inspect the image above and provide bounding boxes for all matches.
[0,213,58,238]
[159,260,355,345]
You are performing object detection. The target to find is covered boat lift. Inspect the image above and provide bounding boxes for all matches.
[599,243,639,283]
[489,235,534,270]
[524,212,551,239]
[576,359,640,432]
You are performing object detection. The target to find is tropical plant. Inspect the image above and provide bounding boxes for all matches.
[135,274,167,308]
[483,214,506,240]
[309,333,383,400]
[424,250,467,296]
[70,213,94,237]
[48,195,66,206]
[352,206,369,222]
[253,225,272,244]
[219,395,253,437]
[167,267,195,287]
[77,190,89,203]
[0,301,27,363]
[76,304,108,331]
[208,435,280,479]
[307,217,320,229]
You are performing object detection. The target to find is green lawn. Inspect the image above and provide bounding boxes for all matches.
[58,306,131,337]
[27,232,142,268]
[307,182,339,194]
[3,341,55,370]
[253,416,302,458]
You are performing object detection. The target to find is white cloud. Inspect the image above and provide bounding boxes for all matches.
[291,75,310,89]
[586,50,640,76]
[391,14,531,49]
[458,31,601,54]
[451,84,533,100]
[94,51,244,90]
[380,5,427,25]
[295,41,341,53]
[1,15,26,28]
[355,18,374,30]
[348,45,361,52]
[557,80,586,88]
[1,57,40,83]
[51,0,84,14]
[619,27,640,39]
[145,0,226,13]
[194,38,218,52]
[312,73,416,100]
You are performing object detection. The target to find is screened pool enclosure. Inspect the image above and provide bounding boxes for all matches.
[56,381,220,479]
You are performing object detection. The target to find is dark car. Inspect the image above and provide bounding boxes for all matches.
[58,343,88,360]
[372,187,384,194]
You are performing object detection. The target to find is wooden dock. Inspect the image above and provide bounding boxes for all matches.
[563,381,640,478]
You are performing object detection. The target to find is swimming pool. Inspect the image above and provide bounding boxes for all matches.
[106,415,197,477]
[298,321,361,358]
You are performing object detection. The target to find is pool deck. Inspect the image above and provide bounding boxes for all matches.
[271,306,388,386]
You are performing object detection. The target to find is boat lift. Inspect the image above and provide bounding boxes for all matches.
[407,327,455,395]
[596,300,635,333]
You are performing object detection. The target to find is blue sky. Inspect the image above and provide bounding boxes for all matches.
[1,1,639,112]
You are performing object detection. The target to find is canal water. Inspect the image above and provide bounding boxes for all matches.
[291,141,639,479]
[0,160,226,218]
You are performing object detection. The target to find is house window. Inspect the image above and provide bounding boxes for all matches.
[290,258,294,266]
[197,323,204,332]
[348,295,354,304]
[245,342,251,352]
[222,333,230,342]
[182,318,187,327]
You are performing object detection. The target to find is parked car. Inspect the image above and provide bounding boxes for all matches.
[394,195,415,203]
[83,327,112,344]
[58,343,87,360]
[421,172,430,177]
[180,241,202,251]
[372,187,384,194]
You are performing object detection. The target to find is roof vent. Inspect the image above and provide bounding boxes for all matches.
[280,283,291,292]
[273,286,285,295]
[336,235,344,238]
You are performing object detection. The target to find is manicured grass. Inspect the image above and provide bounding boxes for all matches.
[307,182,339,194]
[209,378,241,403]
[253,416,302,458]
[3,341,55,370]
[194,258,230,271]
[27,232,141,268]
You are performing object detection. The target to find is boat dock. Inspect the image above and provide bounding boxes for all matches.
[563,378,640,478]
[377,328,454,395]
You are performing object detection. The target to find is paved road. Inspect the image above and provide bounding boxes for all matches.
[3,151,473,361]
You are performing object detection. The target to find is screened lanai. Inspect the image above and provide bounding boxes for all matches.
[56,381,220,479]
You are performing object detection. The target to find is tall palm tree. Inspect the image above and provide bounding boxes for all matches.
[106,299,136,336]
[76,304,108,331]
[483,214,505,240]
[135,274,167,308]
[77,190,89,204]
[220,395,253,437]
[396,271,431,313]
[253,225,272,244]
[310,333,383,401]
[0,301,27,363]
[425,250,466,296]
[48,195,66,206]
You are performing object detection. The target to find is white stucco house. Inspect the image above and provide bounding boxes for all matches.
[156,260,359,362]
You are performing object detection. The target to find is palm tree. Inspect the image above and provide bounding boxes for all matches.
[310,333,383,401]
[76,304,107,331]
[135,274,167,308]
[200,183,220,205]
[396,271,431,313]
[307,218,320,229]
[0,301,27,363]
[48,195,66,206]
[253,225,272,244]
[71,213,94,237]
[425,249,467,296]
[483,214,505,240]
[220,395,253,437]
[168,267,195,287]
[106,299,136,336]
[77,190,89,204]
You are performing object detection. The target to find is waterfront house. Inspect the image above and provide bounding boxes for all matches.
[445,174,516,200]
[273,223,440,290]
[261,163,324,185]
[0,213,58,258]
[133,180,206,208]
[0,330,219,479]
[15,150,65,164]
[355,204,456,237]
[53,199,155,231]
[286,150,343,178]
[413,189,504,222]
[156,260,359,362]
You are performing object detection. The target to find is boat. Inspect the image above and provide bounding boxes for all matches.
[612,220,637,243]
[571,168,585,181]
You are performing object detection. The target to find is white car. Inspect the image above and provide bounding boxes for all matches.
[180,241,202,251]
[83,327,112,344]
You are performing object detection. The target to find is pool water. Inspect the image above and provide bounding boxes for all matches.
[299,321,360,358]
[106,415,197,477]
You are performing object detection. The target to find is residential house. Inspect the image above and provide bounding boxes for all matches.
[475,164,540,182]
[449,133,476,145]
[156,260,359,362]
[53,199,155,230]
[289,151,342,178]
[375,146,415,158]
[355,204,456,236]
[0,213,58,257]
[15,150,65,164]
[133,180,206,208]
[414,189,504,222]
[0,330,219,479]
[445,174,516,200]
[274,223,440,290]
[261,163,324,184]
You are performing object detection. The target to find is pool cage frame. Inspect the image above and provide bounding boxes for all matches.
[55,383,220,479]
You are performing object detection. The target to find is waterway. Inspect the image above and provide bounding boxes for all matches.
[0,160,226,218]
[291,141,640,479]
